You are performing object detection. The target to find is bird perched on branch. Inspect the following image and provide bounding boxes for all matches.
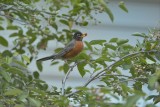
[37,32,87,62]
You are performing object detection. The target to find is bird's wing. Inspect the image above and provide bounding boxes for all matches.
[56,39,76,58]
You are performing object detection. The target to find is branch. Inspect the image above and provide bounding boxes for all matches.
[66,50,159,97]
[61,62,77,95]
[0,13,31,25]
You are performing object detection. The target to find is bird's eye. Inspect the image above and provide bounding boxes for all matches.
[77,34,81,37]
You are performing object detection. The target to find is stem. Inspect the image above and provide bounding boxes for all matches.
[61,62,77,95]
[66,50,158,97]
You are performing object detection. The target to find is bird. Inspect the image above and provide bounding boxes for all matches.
[37,31,87,62]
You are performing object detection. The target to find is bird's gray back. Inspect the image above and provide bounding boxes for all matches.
[55,39,76,58]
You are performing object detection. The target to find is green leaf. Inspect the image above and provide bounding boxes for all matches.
[22,55,30,63]
[51,22,58,31]
[125,95,141,107]
[95,56,111,62]
[84,41,93,51]
[119,1,128,13]
[121,44,133,49]
[132,32,147,38]
[89,40,106,45]
[2,50,12,57]
[0,26,4,30]
[30,88,46,96]
[9,33,18,37]
[105,43,116,50]
[59,19,69,26]
[1,63,24,76]
[99,0,114,22]
[7,25,19,30]
[14,104,25,107]
[28,97,41,107]
[63,63,69,73]
[0,36,8,47]
[109,38,118,43]
[146,57,156,64]
[77,62,87,77]
[117,39,129,45]
[74,52,90,60]
[13,60,27,68]
[81,21,88,26]
[0,70,11,82]
[5,89,23,96]
[33,71,39,79]
[148,75,158,90]
[146,95,156,101]
[77,3,86,7]
[18,92,28,102]
[36,61,43,71]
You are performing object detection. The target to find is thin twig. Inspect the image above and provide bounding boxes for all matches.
[61,62,77,95]
[0,13,30,25]
[66,50,159,97]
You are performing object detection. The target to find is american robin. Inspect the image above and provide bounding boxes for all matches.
[37,32,87,62]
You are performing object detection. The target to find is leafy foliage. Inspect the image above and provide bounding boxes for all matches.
[0,0,160,107]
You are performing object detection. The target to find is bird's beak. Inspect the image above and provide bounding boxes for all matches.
[81,33,87,37]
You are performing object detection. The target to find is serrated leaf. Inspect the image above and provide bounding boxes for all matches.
[5,89,23,96]
[22,55,30,63]
[0,70,11,82]
[89,40,106,45]
[117,39,129,45]
[119,1,128,13]
[0,36,8,47]
[109,38,118,42]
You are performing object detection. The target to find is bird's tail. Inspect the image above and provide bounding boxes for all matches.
[37,55,56,62]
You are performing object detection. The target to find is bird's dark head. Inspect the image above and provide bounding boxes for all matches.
[73,32,87,41]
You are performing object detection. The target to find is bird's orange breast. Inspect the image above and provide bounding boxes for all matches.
[62,41,83,59]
